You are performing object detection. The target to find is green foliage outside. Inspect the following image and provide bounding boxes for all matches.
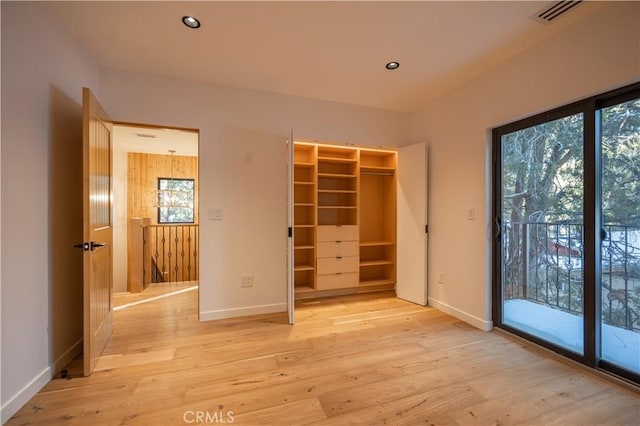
[501,99,640,331]
[158,178,195,224]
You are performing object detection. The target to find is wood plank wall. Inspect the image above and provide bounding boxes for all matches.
[127,153,199,284]
[127,153,199,224]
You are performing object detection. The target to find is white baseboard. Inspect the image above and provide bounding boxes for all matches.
[200,303,287,321]
[53,338,82,376]
[1,338,83,423]
[1,366,51,423]
[428,297,493,331]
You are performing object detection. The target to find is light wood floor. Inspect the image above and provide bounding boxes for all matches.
[8,289,639,425]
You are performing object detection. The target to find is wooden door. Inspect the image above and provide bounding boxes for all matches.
[396,143,428,305]
[82,87,114,375]
[286,131,295,324]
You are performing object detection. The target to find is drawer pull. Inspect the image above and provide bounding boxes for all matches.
[336,256,343,260]
[336,240,342,243]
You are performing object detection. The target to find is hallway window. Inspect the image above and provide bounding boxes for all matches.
[157,178,195,223]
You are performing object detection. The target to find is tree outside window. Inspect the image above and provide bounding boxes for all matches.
[157,178,195,223]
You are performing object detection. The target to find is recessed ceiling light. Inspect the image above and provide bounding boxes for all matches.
[182,16,201,29]
[385,61,400,70]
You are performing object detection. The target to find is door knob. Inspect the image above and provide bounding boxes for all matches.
[90,241,106,250]
[73,242,106,251]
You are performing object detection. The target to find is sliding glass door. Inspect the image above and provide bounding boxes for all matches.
[600,97,640,376]
[498,112,585,355]
[493,82,640,384]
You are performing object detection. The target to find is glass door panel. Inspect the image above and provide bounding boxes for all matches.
[600,98,640,375]
[500,113,585,354]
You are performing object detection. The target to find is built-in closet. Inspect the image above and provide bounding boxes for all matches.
[293,142,398,299]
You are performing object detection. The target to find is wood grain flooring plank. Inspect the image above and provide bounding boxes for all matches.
[314,381,486,425]
[94,348,176,372]
[233,397,326,425]
[7,289,638,426]
[516,385,640,426]
[184,367,393,418]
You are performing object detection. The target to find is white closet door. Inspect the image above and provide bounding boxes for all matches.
[396,142,428,305]
[286,130,295,324]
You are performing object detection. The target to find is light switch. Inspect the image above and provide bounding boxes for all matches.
[209,208,223,221]
[467,208,475,221]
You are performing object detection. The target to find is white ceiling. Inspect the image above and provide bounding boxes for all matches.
[113,125,199,156]
[47,1,601,112]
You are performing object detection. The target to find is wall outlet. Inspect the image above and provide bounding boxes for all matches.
[241,274,254,288]
[438,273,445,285]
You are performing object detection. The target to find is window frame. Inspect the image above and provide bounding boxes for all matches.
[492,81,640,385]
[157,177,195,224]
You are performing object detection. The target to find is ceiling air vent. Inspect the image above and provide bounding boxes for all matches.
[135,133,157,139]
[532,0,582,24]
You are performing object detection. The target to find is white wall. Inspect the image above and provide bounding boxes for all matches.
[0,2,100,422]
[99,69,410,320]
[409,1,640,330]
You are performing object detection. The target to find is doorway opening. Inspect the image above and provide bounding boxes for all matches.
[112,123,200,308]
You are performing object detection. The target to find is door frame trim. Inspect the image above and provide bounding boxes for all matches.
[112,120,201,318]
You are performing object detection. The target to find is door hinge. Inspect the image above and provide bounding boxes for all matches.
[288,227,293,238]
[425,224,429,234]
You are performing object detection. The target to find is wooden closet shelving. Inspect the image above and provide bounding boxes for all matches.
[293,144,317,292]
[359,149,397,288]
[316,146,358,227]
[293,141,397,298]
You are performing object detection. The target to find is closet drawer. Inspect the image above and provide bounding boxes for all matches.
[317,256,359,274]
[316,272,359,290]
[317,241,359,258]
[317,225,359,242]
